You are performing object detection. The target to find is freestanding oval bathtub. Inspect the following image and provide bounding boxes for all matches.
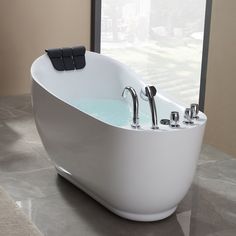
[31,50,206,221]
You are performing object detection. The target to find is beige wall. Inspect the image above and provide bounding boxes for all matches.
[0,0,91,96]
[204,0,236,157]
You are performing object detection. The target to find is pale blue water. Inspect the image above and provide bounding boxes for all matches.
[70,98,150,127]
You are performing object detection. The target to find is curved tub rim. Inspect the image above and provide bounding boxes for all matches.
[31,52,207,132]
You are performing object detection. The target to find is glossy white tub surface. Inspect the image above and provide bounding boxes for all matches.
[31,51,206,221]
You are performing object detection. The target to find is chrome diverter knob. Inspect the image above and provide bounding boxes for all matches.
[170,111,180,128]
[183,108,194,125]
[190,103,199,119]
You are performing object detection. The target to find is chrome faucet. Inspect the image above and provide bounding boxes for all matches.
[122,86,140,128]
[143,85,159,129]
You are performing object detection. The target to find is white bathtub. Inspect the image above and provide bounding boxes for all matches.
[31,51,206,221]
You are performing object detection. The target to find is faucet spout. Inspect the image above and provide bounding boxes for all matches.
[122,86,140,128]
[144,86,159,129]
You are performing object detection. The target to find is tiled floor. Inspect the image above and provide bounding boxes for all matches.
[0,95,236,236]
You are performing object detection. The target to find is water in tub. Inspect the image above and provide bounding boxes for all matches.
[70,98,150,128]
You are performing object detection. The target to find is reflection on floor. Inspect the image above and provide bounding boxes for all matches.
[0,94,236,236]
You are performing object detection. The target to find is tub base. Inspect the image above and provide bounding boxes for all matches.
[56,165,177,222]
[111,206,177,222]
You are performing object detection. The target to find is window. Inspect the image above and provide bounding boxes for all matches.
[100,0,207,106]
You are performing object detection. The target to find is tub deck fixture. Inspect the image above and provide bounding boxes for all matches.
[31,50,207,222]
[191,103,199,119]
[122,86,140,128]
[143,86,159,129]
[170,111,180,128]
[184,108,194,125]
